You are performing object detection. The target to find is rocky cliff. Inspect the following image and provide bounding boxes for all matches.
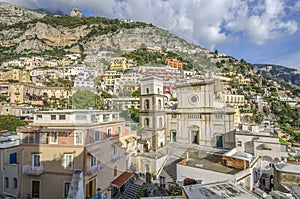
[0,2,44,25]
[0,3,200,54]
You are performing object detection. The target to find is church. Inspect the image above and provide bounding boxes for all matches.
[139,76,236,151]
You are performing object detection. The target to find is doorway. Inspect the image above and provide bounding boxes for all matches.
[31,180,40,199]
[171,131,177,142]
[216,135,223,148]
[191,130,199,144]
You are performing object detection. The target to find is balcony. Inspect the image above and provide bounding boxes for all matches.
[23,165,43,176]
[87,163,105,175]
[111,153,124,162]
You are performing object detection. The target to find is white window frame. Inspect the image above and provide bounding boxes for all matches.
[90,155,97,167]
[50,132,58,144]
[32,154,42,167]
[74,131,83,145]
[94,130,100,142]
[107,128,112,137]
[64,154,73,170]
[40,133,46,144]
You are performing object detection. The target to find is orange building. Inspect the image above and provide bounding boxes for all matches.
[165,58,183,69]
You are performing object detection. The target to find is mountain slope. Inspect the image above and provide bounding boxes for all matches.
[0,2,44,25]
[0,2,215,71]
[253,64,300,86]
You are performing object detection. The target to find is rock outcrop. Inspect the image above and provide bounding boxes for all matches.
[0,2,44,25]
[70,8,83,17]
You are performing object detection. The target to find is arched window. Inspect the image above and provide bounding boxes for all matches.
[159,117,163,128]
[13,178,17,188]
[158,99,162,109]
[146,88,149,94]
[144,99,150,109]
[144,118,149,127]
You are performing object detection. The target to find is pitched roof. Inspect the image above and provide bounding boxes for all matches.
[111,172,134,188]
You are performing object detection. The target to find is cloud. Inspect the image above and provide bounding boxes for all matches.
[2,0,300,49]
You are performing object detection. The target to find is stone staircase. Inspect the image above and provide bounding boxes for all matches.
[159,157,183,183]
[121,183,141,199]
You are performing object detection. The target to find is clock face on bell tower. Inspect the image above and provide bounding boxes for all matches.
[189,94,199,104]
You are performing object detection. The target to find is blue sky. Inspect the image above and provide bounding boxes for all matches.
[3,0,300,71]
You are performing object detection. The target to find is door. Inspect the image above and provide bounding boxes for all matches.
[216,136,223,148]
[171,131,176,142]
[32,180,40,199]
[192,131,199,144]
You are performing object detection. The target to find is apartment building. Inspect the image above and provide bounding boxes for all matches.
[0,134,20,198]
[19,110,129,199]
[0,69,30,83]
[110,57,132,71]
[165,58,183,69]
[223,94,245,107]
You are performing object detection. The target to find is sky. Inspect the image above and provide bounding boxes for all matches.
[3,0,300,71]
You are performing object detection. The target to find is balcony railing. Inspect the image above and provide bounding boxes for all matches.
[23,165,43,176]
[87,163,105,175]
[111,153,124,161]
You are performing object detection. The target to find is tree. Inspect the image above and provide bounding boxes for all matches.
[72,90,95,109]
[0,115,27,131]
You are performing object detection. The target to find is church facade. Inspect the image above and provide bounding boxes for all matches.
[140,76,236,150]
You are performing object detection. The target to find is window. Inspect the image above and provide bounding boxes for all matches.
[118,127,122,135]
[32,154,41,167]
[159,117,163,128]
[113,145,118,155]
[107,128,112,137]
[10,152,17,164]
[13,178,17,189]
[40,133,46,144]
[64,154,73,170]
[144,118,149,127]
[94,130,100,142]
[237,141,242,147]
[74,132,83,145]
[144,99,150,109]
[50,132,58,144]
[90,155,96,167]
[64,182,71,198]
[114,165,117,177]
[36,115,42,120]
[158,99,162,109]
[59,115,66,120]
[146,88,149,94]
[51,115,56,120]
[5,177,8,188]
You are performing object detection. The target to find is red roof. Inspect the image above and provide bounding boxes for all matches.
[111,172,134,187]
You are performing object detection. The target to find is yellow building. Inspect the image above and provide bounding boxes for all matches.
[0,69,30,83]
[110,57,131,71]
[19,110,130,199]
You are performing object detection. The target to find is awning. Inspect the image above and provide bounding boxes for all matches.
[111,172,134,188]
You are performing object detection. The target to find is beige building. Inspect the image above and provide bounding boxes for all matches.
[19,110,130,199]
[9,83,68,107]
[166,78,236,148]
[223,94,245,107]
[0,69,30,83]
